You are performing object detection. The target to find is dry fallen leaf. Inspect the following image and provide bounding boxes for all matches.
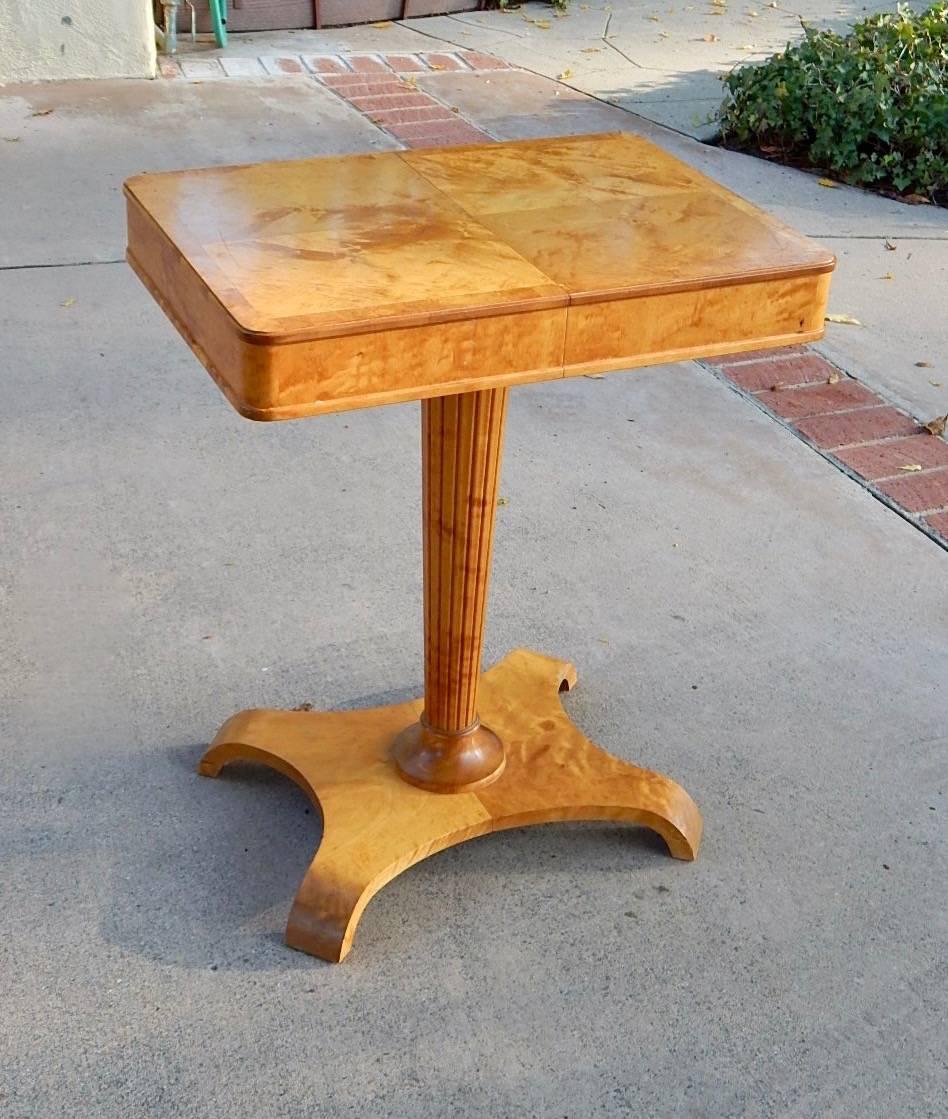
[883,238,897,250]
[292,702,314,711]
[818,178,840,188]
[903,193,931,205]
[584,373,606,380]
[61,297,76,308]
[879,272,894,280]
[648,14,662,20]
[915,360,933,367]
[369,20,392,28]
[497,496,509,506]
[826,369,840,384]
[825,313,862,326]
[922,414,947,437]
[557,68,573,79]
[929,380,943,387]
[899,464,923,472]
[703,33,720,41]
[403,75,417,88]
[428,63,446,70]
[31,108,54,117]
[580,46,602,52]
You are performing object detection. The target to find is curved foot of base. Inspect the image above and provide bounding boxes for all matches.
[199,649,702,962]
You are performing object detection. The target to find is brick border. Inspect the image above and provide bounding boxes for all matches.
[700,350,948,549]
[318,67,492,148]
[160,48,948,550]
[161,49,502,146]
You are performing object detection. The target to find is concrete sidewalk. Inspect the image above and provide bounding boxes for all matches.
[1,57,946,1119]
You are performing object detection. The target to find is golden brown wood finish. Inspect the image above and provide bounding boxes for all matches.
[128,133,835,962]
[200,649,702,963]
[125,133,834,420]
[393,389,509,792]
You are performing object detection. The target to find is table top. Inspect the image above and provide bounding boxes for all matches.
[125,133,834,420]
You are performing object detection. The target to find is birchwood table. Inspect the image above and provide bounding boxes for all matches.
[125,133,833,963]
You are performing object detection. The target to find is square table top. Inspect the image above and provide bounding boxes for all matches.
[125,132,834,420]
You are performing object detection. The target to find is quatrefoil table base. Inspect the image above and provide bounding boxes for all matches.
[199,648,702,963]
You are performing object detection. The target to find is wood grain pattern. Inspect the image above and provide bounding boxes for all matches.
[393,388,508,791]
[403,135,833,298]
[125,132,834,420]
[422,389,506,732]
[563,272,833,375]
[199,649,702,962]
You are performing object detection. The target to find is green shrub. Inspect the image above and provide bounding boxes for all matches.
[718,3,948,200]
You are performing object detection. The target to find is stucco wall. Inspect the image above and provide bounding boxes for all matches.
[0,0,156,81]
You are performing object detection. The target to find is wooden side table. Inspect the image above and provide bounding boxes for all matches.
[126,133,833,962]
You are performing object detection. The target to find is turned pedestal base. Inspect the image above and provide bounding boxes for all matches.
[199,649,702,963]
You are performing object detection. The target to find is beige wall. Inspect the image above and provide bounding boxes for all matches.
[0,0,156,81]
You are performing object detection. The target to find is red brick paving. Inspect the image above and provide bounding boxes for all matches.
[420,53,469,71]
[262,56,305,74]
[321,77,409,96]
[722,354,839,393]
[348,93,437,112]
[368,106,457,126]
[760,379,880,421]
[305,56,350,74]
[793,407,921,448]
[320,72,404,87]
[875,469,948,514]
[157,55,181,79]
[458,50,510,70]
[347,55,389,73]
[704,345,947,544]
[831,435,948,480]
[315,51,492,151]
[384,54,428,72]
[388,120,489,145]
[160,49,508,84]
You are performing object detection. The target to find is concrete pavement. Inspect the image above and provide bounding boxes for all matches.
[401,0,908,137]
[1,56,946,1119]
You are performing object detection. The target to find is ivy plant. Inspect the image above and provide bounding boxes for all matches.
[718,3,948,201]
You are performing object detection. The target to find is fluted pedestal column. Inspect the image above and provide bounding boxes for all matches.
[394,388,508,793]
